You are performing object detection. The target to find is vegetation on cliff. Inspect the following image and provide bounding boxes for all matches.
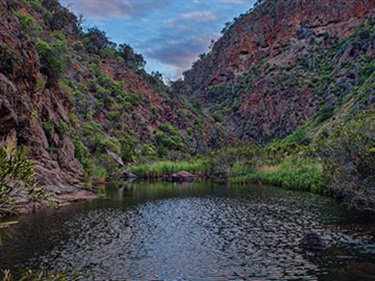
[172,0,375,211]
[0,0,219,197]
[0,0,374,215]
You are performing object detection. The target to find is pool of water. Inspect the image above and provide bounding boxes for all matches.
[0,181,374,280]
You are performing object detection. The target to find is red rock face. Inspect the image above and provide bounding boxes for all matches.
[209,0,375,75]
[0,0,217,197]
[0,0,84,192]
[183,0,375,141]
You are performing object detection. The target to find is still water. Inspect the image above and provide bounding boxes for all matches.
[0,181,374,280]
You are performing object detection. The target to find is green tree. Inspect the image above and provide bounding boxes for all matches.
[117,43,146,70]
[83,27,116,53]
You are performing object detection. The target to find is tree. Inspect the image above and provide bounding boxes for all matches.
[117,43,146,70]
[151,71,163,82]
[84,27,115,54]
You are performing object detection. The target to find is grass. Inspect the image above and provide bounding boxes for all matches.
[230,157,326,193]
[92,166,108,184]
[128,161,210,179]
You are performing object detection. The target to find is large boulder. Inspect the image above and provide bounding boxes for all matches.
[163,171,197,182]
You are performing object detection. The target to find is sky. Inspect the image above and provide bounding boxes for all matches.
[59,0,256,81]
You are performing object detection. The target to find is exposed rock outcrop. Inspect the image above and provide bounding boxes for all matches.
[181,0,375,142]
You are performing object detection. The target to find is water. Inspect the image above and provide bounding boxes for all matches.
[0,181,374,280]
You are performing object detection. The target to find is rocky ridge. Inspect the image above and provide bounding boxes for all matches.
[181,0,375,141]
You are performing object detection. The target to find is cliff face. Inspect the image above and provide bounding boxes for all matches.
[0,0,83,193]
[0,0,219,197]
[182,0,375,141]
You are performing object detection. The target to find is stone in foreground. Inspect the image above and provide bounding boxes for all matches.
[299,231,327,251]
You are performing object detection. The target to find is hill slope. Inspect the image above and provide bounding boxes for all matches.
[0,0,220,198]
[179,0,375,142]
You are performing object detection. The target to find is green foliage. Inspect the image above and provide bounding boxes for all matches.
[315,111,375,211]
[56,121,89,164]
[231,157,325,193]
[92,166,107,183]
[0,265,80,281]
[0,146,54,246]
[152,123,184,156]
[0,146,39,209]
[316,103,335,123]
[117,43,146,70]
[119,137,136,163]
[0,44,21,76]
[83,27,115,54]
[12,9,37,31]
[35,39,66,84]
[129,161,209,178]
[42,121,55,138]
[92,135,121,155]
[282,128,311,146]
[42,0,80,32]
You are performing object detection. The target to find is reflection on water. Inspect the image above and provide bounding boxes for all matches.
[0,181,374,280]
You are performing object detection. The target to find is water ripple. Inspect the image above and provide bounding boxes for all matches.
[1,182,374,280]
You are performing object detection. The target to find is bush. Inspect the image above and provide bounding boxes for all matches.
[117,43,146,70]
[0,146,38,209]
[43,121,55,138]
[36,39,65,85]
[83,27,115,54]
[315,111,375,211]
[230,157,325,193]
[0,44,21,76]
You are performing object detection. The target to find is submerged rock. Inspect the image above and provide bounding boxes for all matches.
[299,231,327,251]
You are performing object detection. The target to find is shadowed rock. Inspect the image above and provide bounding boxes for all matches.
[299,231,327,251]
[163,171,197,182]
[119,172,137,180]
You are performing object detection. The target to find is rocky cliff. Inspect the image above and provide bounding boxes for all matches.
[181,0,375,142]
[0,0,219,199]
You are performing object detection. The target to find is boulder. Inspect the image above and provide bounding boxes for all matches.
[119,171,137,180]
[163,171,197,182]
[299,231,327,251]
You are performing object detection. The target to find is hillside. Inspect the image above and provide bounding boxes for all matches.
[180,0,375,142]
[0,0,374,212]
[0,0,221,200]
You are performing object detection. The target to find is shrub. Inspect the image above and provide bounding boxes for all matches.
[315,111,375,211]
[0,44,21,76]
[83,27,115,54]
[0,146,39,209]
[43,121,55,138]
[117,43,146,70]
[35,39,65,85]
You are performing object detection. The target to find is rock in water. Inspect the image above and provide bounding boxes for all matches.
[163,171,197,182]
[119,172,137,180]
[299,231,327,251]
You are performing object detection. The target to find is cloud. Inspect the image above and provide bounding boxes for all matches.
[181,11,217,22]
[61,0,171,19]
[145,35,211,70]
[59,0,256,80]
